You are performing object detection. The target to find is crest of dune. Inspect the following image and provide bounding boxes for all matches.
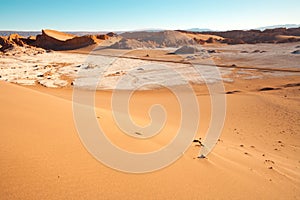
[42,29,76,41]
[33,29,107,50]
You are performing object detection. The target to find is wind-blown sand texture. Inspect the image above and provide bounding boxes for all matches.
[0,74,300,199]
[42,29,76,41]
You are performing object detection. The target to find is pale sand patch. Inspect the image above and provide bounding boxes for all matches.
[185,33,224,41]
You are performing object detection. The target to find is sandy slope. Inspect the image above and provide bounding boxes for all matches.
[43,29,75,41]
[185,33,224,41]
[0,79,299,199]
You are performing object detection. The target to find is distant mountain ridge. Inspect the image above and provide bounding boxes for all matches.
[255,24,300,31]
[1,25,300,37]
[0,31,108,37]
[185,28,212,32]
[0,31,41,37]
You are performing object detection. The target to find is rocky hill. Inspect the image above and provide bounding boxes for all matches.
[0,34,33,51]
[110,30,195,49]
[179,27,300,44]
[0,29,113,51]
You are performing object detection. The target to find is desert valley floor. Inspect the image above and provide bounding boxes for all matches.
[0,29,300,199]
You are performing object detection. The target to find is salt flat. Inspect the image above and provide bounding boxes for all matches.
[1,43,299,90]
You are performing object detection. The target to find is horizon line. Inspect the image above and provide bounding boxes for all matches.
[0,24,299,33]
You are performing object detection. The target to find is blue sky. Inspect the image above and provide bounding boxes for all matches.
[0,0,299,31]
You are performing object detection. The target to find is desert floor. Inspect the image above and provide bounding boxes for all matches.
[0,71,300,199]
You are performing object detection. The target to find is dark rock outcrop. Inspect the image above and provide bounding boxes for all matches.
[0,34,26,51]
[291,50,300,54]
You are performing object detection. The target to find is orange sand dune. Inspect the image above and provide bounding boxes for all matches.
[43,29,76,41]
[0,80,299,199]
